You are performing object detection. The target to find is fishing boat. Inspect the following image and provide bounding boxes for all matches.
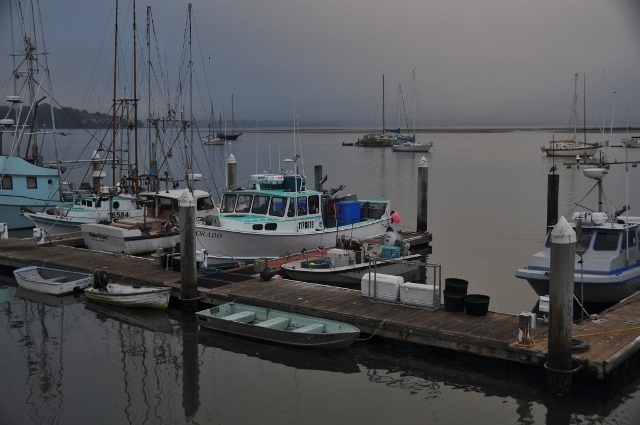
[391,141,434,153]
[196,302,360,349]
[84,271,171,309]
[279,233,422,288]
[13,266,92,295]
[195,167,395,267]
[541,74,600,157]
[515,167,640,304]
[1,2,68,230]
[81,189,215,255]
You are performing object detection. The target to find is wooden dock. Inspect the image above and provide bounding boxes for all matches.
[2,234,640,381]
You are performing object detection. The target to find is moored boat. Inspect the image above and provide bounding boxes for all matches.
[391,141,434,152]
[515,167,640,303]
[621,136,640,149]
[85,271,171,309]
[13,266,92,295]
[195,171,394,268]
[196,302,360,349]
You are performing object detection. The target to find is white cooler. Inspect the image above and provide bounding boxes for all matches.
[399,282,437,307]
[361,273,403,301]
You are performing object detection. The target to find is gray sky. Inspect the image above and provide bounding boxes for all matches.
[2,0,640,128]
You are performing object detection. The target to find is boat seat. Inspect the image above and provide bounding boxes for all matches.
[255,316,290,330]
[221,311,256,323]
[292,323,324,333]
[48,276,68,283]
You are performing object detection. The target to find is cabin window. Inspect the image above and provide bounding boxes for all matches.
[577,229,593,250]
[308,195,320,214]
[1,176,13,190]
[197,196,214,211]
[593,231,620,251]
[235,195,252,213]
[220,194,237,213]
[297,197,308,216]
[251,196,269,215]
[96,199,103,208]
[252,224,264,230]
[624,229,637,249]
[86,200,93,208]
[265,223,277,231]
[26,177,37,189]
[287,199,296,217]
[269,197,286,217]
[74,198,81,205]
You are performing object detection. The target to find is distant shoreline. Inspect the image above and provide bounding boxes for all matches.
[242,127,640,134]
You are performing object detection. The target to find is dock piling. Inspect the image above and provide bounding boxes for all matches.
[547,171,559,228]
[417,157,429,232]
[227,154,237,190]
[546,216,576,394]
[179,190,198,314]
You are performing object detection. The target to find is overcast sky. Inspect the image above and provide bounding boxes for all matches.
[2,0,640,128]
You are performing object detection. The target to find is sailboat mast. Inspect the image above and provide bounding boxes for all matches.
[188,2,194,193]
[232,94,235,135]
[133,0,139,198]
[382,75,385,133]
[573,73,577,142]
[111,0,118,189]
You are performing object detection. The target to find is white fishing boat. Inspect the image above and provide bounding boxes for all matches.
[279,233,422,288]
[196,302,360,349]
[195,170,395,268]
[81,189,215,255]
[391,141,434,152]
[516,167,640,303]
[85,272,171,309]
[13,266,92,295]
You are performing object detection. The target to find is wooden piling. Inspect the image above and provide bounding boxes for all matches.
[227,154,237,190]
[547,216,575,393]
[417,156,429,232]
[314,165,323,192]
[179,190,198,314]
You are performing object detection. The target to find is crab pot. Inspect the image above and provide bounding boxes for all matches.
[464,294,490,316]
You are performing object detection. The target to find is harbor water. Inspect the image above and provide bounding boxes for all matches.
[2,129,640,424]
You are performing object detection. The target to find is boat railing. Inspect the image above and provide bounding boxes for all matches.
[364,257,441,310]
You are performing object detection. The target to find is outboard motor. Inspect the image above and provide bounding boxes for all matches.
[93,270,109,289]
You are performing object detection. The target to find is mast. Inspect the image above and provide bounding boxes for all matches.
[231,94,235,136]
[188,2,194,193]
[133,0,139,198]
[572,73,578,142]
[111,0,119,188]
[382,75,385,134]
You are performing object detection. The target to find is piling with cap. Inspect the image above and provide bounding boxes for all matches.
[547,170,559,228]
[417,156,429,232]
[179,190,199,314]
[227,154,237,190]
[546,216,575,394]
[314,165,323,192]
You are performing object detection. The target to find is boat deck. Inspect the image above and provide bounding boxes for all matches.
[1,234,639,380]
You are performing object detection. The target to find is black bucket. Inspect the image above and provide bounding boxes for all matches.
[464,294,490,316]
[445,278,469,295]
[443,290,466,312]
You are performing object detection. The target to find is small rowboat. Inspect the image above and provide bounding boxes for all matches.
[13,266,92,295]
[196,302,360,349]
[84,271,171,309]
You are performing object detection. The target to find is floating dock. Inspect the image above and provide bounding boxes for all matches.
[1,234,639,381]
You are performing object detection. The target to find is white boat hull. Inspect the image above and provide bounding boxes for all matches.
[81,223,179,255]
[196,218,390,267]
[85,283,171,309]
[13,266,92,295]
[391,142,433,152]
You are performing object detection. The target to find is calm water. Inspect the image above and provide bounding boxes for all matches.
[2,130,640,424]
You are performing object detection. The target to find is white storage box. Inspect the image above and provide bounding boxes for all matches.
[361,273,403,301]
[328,248,351,268]
[399,282,437,307]
[538,295,549,313]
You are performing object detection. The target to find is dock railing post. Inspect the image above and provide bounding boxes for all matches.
[546,216,575,394]
[227,154,236,190]
[179,190,199,314]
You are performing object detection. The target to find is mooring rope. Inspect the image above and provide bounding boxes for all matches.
[356,319,387,341]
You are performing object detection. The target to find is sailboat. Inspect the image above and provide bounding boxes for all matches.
[392,71,433,153]
[355,75,397,147]
[202,103,223,145]
[541,74,600,157]
[1,1,67,230]
[217,95,243,140]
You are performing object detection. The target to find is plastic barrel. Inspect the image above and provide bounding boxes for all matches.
[445,278,469,295]
[443,290,465,312]
[464,294,490,316]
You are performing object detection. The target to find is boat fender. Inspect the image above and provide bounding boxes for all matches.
[383,227,396,246]
[93,270,109,289]
[390,210,402,223]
